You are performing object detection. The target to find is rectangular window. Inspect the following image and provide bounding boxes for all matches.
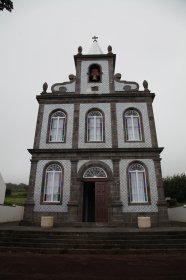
[88,118,95,141]
[49,117,65,142]
[125,115,142,141]
[43,171,61,202]
[129,171,148,203]
[96,117,102,141]
[133,117,141,141]
[126,118,133,140]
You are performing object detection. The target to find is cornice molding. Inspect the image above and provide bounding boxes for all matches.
[36,92,155,103]
[28,147,163,155]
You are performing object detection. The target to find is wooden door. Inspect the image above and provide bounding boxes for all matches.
[95,182,108,223]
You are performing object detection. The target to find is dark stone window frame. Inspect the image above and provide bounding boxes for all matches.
[123,108,145,143]
[127,161,151,206]
[40,161,64,205]
[46,109,68,144]
[87,63,103,83]
[85,108,105,143]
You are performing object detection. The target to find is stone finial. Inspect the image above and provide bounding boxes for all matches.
[107,45,112,53]
[69,74,76,81]
[42,82,48,93]
[78,46,82,55]
[143,80,150,92]
[114,73,121,80]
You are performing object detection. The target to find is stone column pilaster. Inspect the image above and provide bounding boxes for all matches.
[67,160,79,222]
[22,159,37,225]
[110,159,123,224]
[72,104,80,149]
[154,158,169,226]
[111,103,118,148]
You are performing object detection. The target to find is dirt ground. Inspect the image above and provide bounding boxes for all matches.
[0,253,186,280]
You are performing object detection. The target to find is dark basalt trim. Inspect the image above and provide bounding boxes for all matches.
[28,147,164,155]
[36,92,155,103]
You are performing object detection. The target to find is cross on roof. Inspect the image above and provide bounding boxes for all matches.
[92,36,98,42]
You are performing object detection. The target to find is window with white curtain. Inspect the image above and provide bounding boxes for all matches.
[128,163,148,203]
[49,111,66,142]
[43,164,62,203]
[124,109,142,141]
[87,110,103,142]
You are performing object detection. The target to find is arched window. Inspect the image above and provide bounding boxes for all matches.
[88,64,101,82]
[128,163,148,203]
[43,164,62,203]
[87,110,103,142]
[83,167,107,178]
[124,109,142,141]
[49,111,66,142]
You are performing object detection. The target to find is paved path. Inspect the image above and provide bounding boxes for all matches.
[0,253,186,280]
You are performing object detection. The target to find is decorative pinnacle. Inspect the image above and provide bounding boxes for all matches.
[107,45,112,53]
[42,82,48,93]
[78,46,82,55]
[143,80,150,92]
[92,35,98,42]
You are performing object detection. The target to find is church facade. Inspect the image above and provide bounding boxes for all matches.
[24,39,168,227]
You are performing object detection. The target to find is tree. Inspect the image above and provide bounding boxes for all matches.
[163,174,186,202]
[0,0,13,12]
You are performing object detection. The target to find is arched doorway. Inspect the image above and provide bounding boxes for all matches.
[82,166,108,223]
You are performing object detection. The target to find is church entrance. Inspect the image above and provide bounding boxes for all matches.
[83,181,108,223]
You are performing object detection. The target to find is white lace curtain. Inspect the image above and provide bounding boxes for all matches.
[43,164,62,202]
[49,111,66,142]
[128,163,148,203]
[87,111,103,142]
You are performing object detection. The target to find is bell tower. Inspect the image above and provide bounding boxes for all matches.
[74,36,116,94]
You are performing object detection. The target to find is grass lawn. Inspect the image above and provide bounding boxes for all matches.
[4,191,27,206]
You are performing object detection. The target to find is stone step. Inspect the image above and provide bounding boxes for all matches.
[0,229,186,254]
[1,235,186,243]
[0,238,186,245]
[0,241,186,249]
[1,230,186,235]
[0,232,186,238]
[0,246,186,255]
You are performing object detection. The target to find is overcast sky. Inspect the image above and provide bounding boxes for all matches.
[0,0,186,184]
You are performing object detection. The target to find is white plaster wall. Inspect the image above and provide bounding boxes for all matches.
[0,173,6,204]
[119,159,158,213]
[168,206,186,222]
[114,80,138,91]
[116,103,152,148]
[80,60,110,94]
[34,160,71,213]
[0,205,24,223]
[52,81,75,92]
[39,104,74,149]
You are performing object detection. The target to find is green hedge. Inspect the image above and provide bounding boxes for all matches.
[163,174,186,203]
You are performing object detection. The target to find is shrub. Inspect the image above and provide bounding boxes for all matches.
[163,173,186,203]
[5,189,11,196]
